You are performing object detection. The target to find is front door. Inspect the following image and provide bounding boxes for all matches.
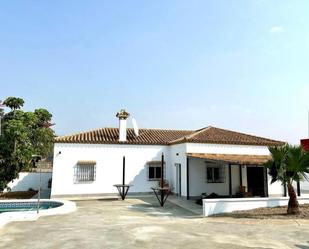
[247,166,265,197]
[175,163,181,196]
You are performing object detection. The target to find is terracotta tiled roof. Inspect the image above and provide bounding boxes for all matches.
[55,126,285,146]
[55,127,194,145]
[170,126,285,146]
[187,153,271,165]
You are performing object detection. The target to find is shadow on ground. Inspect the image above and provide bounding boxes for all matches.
[295,241,309,249]
[125,197,200,219]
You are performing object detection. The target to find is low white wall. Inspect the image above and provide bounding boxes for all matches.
[203,197,309,216]
[6,172,52,192]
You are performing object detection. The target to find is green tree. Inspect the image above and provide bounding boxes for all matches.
[265,144,309,214]
[0,101,4,135]
[3,97,24,110]
[0,97,54,191]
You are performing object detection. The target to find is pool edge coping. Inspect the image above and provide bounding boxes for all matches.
[0,199,76,228]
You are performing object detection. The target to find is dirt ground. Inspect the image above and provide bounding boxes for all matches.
[214,204,309,219]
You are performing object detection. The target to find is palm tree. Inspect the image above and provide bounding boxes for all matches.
[265,144,309,214]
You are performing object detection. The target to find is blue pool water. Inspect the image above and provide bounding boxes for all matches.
[0,201,63,213]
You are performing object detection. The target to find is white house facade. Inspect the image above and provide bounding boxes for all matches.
[51,110,295,199]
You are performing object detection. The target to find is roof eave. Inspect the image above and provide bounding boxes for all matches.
[54,140,170,146]
[169,140,285,146]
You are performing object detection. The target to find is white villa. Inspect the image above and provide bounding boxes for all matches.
[51,110,290,199]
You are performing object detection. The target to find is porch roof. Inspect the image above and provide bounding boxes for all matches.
[187,153,271,165]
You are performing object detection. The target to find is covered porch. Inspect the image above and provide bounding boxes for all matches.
[185,153,271,200]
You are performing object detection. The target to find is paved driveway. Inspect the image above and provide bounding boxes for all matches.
[0,197,309,249]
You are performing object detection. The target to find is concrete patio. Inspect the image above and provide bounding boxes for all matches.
[0,197,309,249]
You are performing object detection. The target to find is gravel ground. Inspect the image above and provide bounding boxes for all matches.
[214,204,309,219]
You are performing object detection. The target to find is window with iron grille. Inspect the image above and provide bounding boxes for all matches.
[206,163,225,183]
[74,163,96,183]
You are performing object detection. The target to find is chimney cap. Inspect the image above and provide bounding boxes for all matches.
[116,109,130,120]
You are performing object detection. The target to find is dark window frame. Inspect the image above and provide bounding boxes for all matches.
[147,163,164,181]
[206,163,225,183]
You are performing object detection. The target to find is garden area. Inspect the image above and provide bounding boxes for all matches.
[0,190,38,200]
[214,204,309,219]
[0,97,54,197]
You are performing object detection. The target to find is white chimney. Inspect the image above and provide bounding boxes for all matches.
[116,109,130,142]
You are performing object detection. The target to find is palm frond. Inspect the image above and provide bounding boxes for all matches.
[265,144,309,185]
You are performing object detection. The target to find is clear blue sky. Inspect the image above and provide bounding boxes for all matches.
[1,1,308,144]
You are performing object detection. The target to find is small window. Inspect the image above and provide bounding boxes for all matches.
[147,162,164,181]
[74,163,96,183]
[206,163,225,183]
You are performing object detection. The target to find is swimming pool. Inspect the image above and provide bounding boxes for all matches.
[0,199,76,228]
[0,201,63,213]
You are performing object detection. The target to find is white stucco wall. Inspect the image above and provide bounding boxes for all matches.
[231,165,241,194]
[51,143,170,197]
[300,179,309,196]
[241,166,247,189]
[185,159,241,197]
[185,143,269,197]
[52,141,292,198]
[188,158,225,196]
[268,177,284,197]
[186,143,270,155]
[6,172,52,192]
[170,143,187,196]
[267,179,309,197]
